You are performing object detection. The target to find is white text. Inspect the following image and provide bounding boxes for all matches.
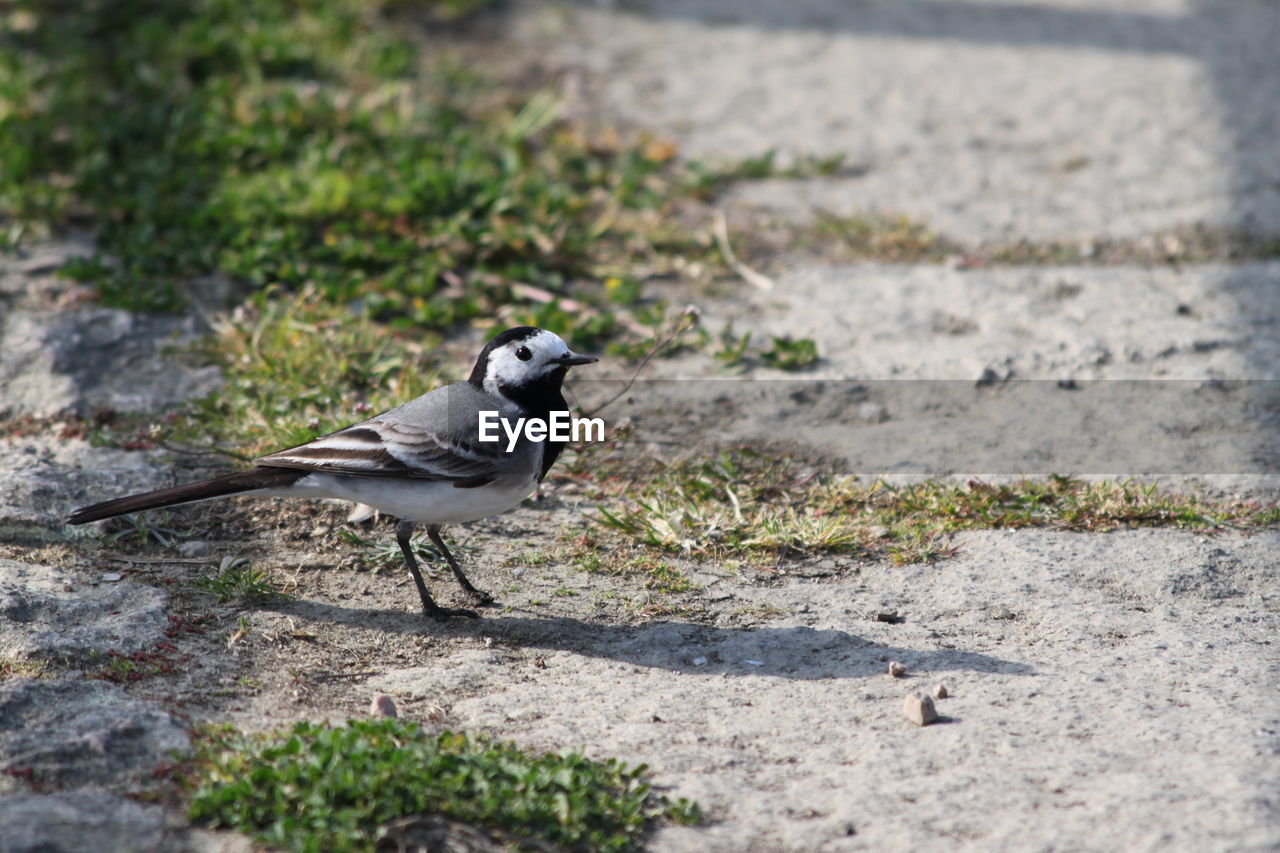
[478,411,606,452]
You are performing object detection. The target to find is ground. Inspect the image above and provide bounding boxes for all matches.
[1,1,1278,851]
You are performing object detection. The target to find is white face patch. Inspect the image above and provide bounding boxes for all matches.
[481,330,577,395]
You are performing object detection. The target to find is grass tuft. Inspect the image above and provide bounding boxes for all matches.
[195,556,288,604]
[186,718,699,853]
[173,286,446,454]
[760,335,819,370]
[583,449,1278,565]
[813,209,953,262]
[0,658,47,680]
[101,509,192,549]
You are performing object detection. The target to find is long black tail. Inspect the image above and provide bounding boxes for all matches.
[66,467,307,525]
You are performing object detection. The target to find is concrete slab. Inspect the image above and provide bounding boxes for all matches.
[377,529,1280,852]
[511,0,1280,243]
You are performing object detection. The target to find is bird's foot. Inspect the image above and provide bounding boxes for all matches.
[466,589,496,607]
[423,604,480,620]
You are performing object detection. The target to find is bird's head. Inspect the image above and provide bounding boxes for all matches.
[469,327,598,400]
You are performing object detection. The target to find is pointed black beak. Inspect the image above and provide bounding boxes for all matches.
[553,352,599,367]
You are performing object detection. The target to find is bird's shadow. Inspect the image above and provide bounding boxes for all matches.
[264,599,1034,681]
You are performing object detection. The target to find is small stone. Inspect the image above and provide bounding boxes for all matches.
[692,656,708,666]
[177,540,211,558]
[369,694,398,718]
[933,683,949,699]
[888,661,906,678]
[346,502,376,523]
[976,367,1003,387]
[100,572,123,582]
[903,693,939,726]
[857,402,889,423]
[874,611,900,624]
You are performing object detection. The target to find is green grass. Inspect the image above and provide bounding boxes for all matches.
[88,645,187,683]
[0,0,752,451]
[583,448,1278,565]
[711,322,753,367]
[195,556,287,604]
[686,148,850,192]
[338,524,473,578]
[0,658,47,680]
[753,211,1280,268]
[576,549,696,594]
[178,287,449,454]
[186,718,699,853]
[812,209,955,263]
[0,0,705,332]
[5,0,1275,345]
[100,509,192,548]
[761,335,819,370]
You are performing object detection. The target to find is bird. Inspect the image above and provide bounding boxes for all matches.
[67,326,599,619]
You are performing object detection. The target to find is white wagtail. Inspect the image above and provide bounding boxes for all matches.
[68,327,598,619]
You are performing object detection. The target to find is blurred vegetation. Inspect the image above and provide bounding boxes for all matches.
[0,0,709,342]
[0,0,747,450]
[2,0,1270,342]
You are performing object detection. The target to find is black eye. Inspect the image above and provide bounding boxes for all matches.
[515,345,532,362]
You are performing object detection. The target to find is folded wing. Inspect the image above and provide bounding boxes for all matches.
[255,419,503,487]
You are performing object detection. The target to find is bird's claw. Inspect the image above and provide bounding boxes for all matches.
[424,605,480,620]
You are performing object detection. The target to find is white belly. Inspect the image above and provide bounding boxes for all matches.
[274,473,538,524]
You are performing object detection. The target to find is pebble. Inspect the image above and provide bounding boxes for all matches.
[857,402,889,423]
[177,540,211,558]
[369,694,398,718]
[902,693,939,726]
[874,611,900,624]
[888,661,906,678]
[933,683,949,699]
[692,656,708,666]
[346,502,376,523]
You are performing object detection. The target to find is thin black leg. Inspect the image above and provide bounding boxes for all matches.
[425,524,494,605]
[396,519,477,619]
